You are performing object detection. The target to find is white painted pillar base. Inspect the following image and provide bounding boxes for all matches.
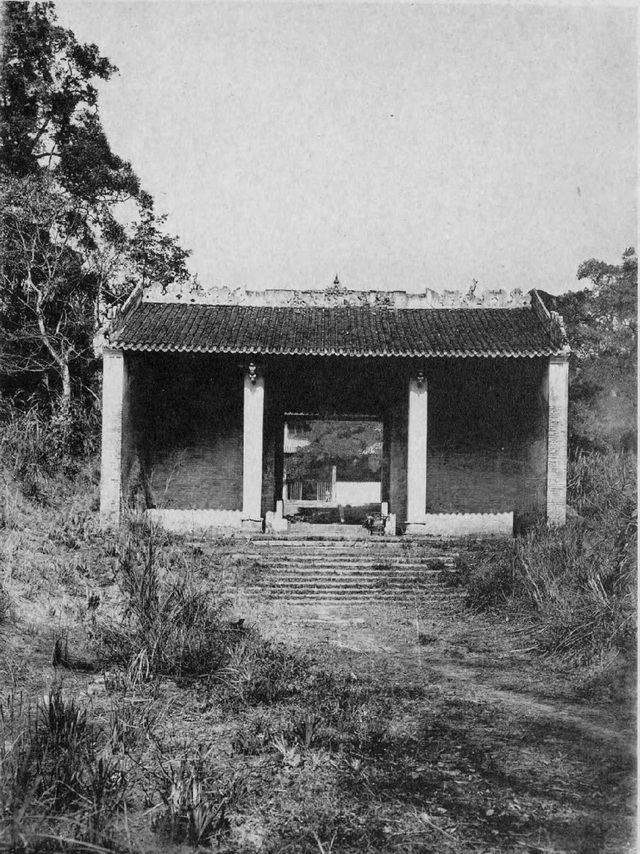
[100,349,126,527]
[406,374,428,527]
[546,355,569,525]
[242,367,265,529]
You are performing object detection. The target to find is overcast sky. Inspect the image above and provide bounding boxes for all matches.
[56,2,637,295]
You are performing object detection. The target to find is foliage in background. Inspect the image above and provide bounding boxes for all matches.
[556,248,637,450]
[0,396,99,498]
[285,419,383,483]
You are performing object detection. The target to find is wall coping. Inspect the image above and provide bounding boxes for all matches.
[142,281,532,309]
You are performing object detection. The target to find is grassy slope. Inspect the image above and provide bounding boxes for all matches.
[0,471,635,853]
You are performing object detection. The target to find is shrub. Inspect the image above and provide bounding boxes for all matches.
[461,450,636,663]
[219,634,316,708]
[568,448,636,519]
[0,688,129,850]
[0,397,100,497]
[94,519,232,677]
[151,751,232,846]
[0,583,11,624]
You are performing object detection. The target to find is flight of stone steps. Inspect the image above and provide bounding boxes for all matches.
[227,536,465,604]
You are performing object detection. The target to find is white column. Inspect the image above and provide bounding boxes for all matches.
[546,355,569,525]
[100,348,126,527]
[242,365,265,528]
[406,373,428,524]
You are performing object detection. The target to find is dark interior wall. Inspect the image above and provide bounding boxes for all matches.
[267,356,402,417]
[130,354,243,510]
[261,380,282,516]
[426,359,547,514]
[124,352,547,518]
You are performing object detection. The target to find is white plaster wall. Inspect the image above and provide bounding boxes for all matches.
[334,481,381,505]
[146,509,243,532]
[407,512,514,537]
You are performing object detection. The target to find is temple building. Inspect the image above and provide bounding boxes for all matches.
[98,281,570,536]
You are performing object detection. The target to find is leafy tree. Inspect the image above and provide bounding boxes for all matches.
[0,173,94,403]
[1,2,139,209]
[122,191,192,295]
[0,1,191,409]
[285,420,383,483]
[556,248,637,450]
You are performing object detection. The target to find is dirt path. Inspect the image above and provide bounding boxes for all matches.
[279,602,635,755]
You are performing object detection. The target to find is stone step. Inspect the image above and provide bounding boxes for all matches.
[238,551,456,560]
[248,571,447,580]
[239,580,461,591]
[240,566,455,581]
[244,579,450,589]
[247,560,451,570]
[238,588,466,602]
[245,546,455,554]
[218,535,463,604]
[240,560,453,571]
[246,541,456,551]
[236,575,455,587]
[244,540,464,547]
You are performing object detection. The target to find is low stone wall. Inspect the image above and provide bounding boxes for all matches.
[406,512,514,537]
[145,509,243,532]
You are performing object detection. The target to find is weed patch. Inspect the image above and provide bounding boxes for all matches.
[151,751,232,846]
[0,688,129,851]
[459,450,637,665]
[92,519,236,678]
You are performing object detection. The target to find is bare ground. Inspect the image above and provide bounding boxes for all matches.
[0,521,636,854]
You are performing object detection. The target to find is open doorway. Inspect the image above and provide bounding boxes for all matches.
[282,414,383,525]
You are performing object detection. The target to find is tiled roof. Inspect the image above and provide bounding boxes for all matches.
[109,303,564,358]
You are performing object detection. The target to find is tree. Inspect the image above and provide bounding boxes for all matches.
[285,420,383,483]
[0,1,192,409]
[556,248,637,450]
[1,174,92,403]
[1,2,140,211]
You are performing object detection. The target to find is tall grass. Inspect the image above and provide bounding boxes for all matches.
[93,517,233,677]
[462,450,636,663]
[0,397,100,498]
[0,688,130,851]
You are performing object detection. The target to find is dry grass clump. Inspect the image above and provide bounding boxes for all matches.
[0,400,99,501]
[0,688,130,852]
[92,517,236,678]
[0,583,11,625]
[460,450,636,666]
[150,748,234,846]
